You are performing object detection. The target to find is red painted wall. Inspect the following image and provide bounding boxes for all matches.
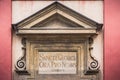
[0,0,11,80]
[105,0,120,80]
[0,0,120,80]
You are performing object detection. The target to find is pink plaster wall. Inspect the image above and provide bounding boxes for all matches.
[105,0,120,80]
[0,0,120,80]
[0,0,11,80]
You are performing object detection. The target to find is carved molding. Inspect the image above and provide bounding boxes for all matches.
[12,2,102,35]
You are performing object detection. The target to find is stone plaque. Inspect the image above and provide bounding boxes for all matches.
[38,52,77,74]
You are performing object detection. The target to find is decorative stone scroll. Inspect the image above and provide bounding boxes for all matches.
[15,38,29,75]
[84,37,100,75]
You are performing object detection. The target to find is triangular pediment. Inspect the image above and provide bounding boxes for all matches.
[31,14,84,29]
[13,2,103,34]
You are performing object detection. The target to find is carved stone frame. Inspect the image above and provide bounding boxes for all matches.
[14,35,100,80]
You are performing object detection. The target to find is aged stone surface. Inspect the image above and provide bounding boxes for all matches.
[12,2,102,80]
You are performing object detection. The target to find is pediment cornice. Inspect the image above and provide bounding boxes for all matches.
[12,2,103,34]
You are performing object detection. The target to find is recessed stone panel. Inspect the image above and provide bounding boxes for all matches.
[38,52,77,74]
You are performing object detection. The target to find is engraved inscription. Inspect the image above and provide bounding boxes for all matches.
[38,52,77,74]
